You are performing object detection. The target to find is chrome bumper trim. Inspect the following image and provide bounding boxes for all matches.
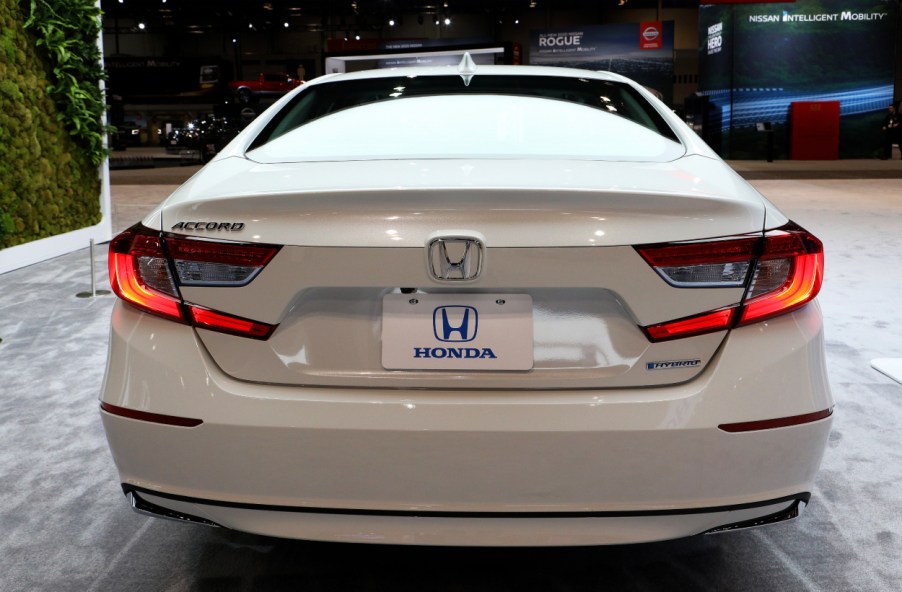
[704,494,810,535]
[126,489,220,527]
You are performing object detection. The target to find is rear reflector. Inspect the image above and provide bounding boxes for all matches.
[718,408,833,433]
[100,402,203,427]
[109,224,279,340]
[636,223,823,341]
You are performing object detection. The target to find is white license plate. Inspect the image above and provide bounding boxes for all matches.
[382,293,533,371]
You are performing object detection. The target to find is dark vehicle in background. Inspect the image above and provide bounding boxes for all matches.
[228,72,302,104]
[111,122,142,150]
[166,117,246,161]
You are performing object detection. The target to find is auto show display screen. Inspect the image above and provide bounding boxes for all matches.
[529,22,675,106]
[697,0,898,158]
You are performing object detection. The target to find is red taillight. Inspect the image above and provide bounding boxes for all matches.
[108,224,279,340]
[636,223,823,341]
[189,306,276,340]
[637,236,758,289]
[738,229,824,325]
[643,308,736,341]
[109,226,185,322]
[166,235,279,286]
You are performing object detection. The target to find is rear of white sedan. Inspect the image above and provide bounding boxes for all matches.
[100,62,833,546]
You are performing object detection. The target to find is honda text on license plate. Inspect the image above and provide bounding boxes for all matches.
[381,293,533,371]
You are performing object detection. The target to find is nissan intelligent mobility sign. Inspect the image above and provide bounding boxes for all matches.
[697,0,897,158]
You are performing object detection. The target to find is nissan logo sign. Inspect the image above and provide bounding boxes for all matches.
[642,26,660,42]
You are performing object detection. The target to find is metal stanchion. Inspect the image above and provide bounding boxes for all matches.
[76,239,112,298]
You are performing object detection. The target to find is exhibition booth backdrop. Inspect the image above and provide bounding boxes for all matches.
[529,22,676,106]
[696,0,898,159]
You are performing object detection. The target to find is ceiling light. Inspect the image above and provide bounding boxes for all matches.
[283,22,289,28]
[388,18,395,26]
[137,22,146,30]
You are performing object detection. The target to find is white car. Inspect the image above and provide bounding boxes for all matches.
[101,58,833,546]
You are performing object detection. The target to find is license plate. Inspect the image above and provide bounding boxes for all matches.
[382,293,533,371]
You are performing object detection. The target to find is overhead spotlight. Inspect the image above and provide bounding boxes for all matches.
[514,18,520,24]
[434,17,439,25]
[137,22,146,30]
[444,17,451,25]
[232,38,237,43]
[283,21,289,28]
[248,22,253,29]
[388,18,395,26]
[354,32,361,40]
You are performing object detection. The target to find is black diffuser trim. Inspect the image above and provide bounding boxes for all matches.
[122,485,810,520]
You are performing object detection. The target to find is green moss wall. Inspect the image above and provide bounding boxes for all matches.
[0,0,101,249]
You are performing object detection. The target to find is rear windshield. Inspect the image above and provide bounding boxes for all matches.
[247,74,683,163]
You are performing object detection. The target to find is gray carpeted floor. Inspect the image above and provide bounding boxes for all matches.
[0,178,900,591]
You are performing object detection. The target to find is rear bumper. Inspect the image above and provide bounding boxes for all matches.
[125,487,810,546]
[100,301,833,545]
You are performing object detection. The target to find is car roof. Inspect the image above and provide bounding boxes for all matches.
[308,64,632,87]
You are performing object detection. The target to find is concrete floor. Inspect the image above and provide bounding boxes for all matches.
[1,166,901,591]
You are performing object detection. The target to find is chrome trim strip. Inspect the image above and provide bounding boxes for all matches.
[704,494,810,535]
[126,490,219,527]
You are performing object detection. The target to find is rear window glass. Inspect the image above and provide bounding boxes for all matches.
[247,74,683,163]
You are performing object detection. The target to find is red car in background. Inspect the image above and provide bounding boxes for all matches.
[229,72,302,103]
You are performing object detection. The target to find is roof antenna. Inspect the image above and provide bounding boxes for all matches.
[458,52,477,86]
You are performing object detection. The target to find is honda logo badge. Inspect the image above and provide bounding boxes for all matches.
[433,306,478,342]
[427,237,483,281]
